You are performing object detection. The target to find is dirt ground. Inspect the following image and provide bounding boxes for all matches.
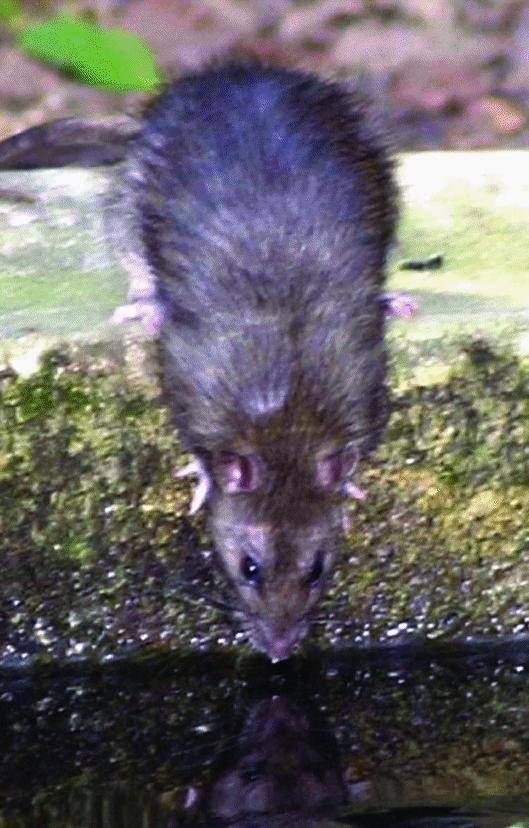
[0,0,527,150]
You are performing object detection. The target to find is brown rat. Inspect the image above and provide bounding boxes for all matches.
[0,62,414,661]
[130,62,401,660]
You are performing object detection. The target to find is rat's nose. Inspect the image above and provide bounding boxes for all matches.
[263,628,300,662]
[268,639,293,662]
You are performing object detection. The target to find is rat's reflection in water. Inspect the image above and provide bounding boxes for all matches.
[185,695,346,826]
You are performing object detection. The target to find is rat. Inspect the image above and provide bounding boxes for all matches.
[0,62,416,661]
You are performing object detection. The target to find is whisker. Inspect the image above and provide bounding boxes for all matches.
[172,584,236,613]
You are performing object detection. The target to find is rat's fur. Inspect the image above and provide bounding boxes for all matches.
[0,62,398,660]
[125,64,397,659]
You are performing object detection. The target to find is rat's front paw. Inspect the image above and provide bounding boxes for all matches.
[175,457,213,515]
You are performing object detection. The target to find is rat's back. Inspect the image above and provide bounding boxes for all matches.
[126,63,397,452]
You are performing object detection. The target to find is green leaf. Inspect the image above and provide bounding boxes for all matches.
[19,15,162,92]
[0,0,21,25]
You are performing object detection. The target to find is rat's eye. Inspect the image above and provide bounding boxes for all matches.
[241,554,262,588]
[306,549,325,588]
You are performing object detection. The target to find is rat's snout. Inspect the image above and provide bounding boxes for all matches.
[255,620,309,662]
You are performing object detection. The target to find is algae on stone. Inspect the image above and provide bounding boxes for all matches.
[0,339,527,665]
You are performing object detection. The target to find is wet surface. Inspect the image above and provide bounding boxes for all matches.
[2,644,529,826]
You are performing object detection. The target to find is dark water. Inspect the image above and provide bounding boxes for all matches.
[2,643,529,827]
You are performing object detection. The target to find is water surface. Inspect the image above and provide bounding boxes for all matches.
[2,643,529,826]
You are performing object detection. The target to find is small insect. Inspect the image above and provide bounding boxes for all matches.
[399,253,444,271]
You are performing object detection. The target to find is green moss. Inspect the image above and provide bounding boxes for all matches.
[0,342,231,665]
[0,337,528,663]
[321,338,529,644]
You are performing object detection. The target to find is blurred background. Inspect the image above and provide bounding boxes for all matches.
[0,0,527,151]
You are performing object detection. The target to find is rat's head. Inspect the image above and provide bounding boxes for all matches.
[207,448,357,661]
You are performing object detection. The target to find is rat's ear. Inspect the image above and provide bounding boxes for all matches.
[315,448,358,491]
[215,452,263,493]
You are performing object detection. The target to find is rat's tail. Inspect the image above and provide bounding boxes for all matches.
[0,116,139,169]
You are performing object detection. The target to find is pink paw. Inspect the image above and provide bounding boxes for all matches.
[343,481,367,501]
[175,457,213,514]
[110,301,165,334]
[383,292,418,320]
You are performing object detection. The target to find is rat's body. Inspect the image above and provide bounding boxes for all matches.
[127,64,396,659]
[0,63,403,660]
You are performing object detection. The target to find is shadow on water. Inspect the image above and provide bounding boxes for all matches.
[2,643,529,827]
